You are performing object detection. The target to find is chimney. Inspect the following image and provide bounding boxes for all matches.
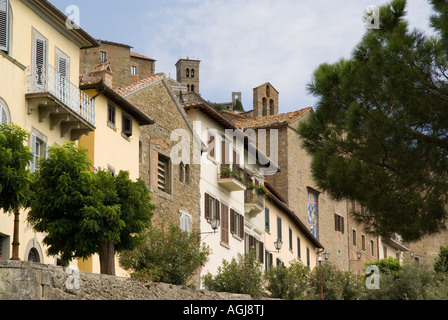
[89,62,113,87]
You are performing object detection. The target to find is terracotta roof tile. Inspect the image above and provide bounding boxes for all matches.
[234,107,313,129]
[130,52,156,61]
[115,73,165,96]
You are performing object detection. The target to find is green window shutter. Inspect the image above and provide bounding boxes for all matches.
[265,207,270,232]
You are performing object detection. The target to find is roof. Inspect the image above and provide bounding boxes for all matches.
[96,39,133,48]
[114,73,166,97]
[234,107,313,129]
[265,181,324,249]
[131,52,156,61]
[79,78,154,126]
[29,0,99,49]
[183,102,280,173]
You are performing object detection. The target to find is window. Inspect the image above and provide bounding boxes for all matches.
[220,203,229,245]
[107,103,116,126]
[204,193,220,222]
[297,237,301,259]
[246,233,264,263]
[186,68,190,77]
[33,34,47,87]
[370,240,375,256]
[131,65,137,76]
[306,247,310,267]
[157,154,171,193]
[56,50,69,102]
[27,248,40,263]
[191,69,195,78]
[29,132,47,173]
[180,211,192,233]
[185,164,190,185]
[362,235,366,251]
[100,51,107,63]
[0,0,10,53]
[107,164,115,177]
[289,228,293,251]
[230,209,244,239]
[265,250,273,271]
[191,85,195,93]
[122,114,132,137]
[207,130,215,159]
[277,216,282,241]
[352,229,357,246]
[334,214,344,233]
[0,99,10,125]
[265,207,270,232]
[179,163,190,185]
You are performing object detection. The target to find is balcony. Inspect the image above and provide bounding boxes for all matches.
[244,188,265,215]
[217,164,247,192]
[26,64,95,140]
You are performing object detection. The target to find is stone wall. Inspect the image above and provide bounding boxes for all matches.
[0,261,257,300]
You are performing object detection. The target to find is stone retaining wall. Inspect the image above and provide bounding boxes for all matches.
[0,260,256,300]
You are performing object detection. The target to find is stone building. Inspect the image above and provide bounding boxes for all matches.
[175,58,200,95]
[80,39,156,89]
[81,40,203,231]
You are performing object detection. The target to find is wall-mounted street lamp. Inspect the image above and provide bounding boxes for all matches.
[274,238,283,253]
[198,217,220,235]
[357,252,362,260]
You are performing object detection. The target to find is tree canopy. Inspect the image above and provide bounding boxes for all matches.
[27,143,154,274]
[297,0,448,241]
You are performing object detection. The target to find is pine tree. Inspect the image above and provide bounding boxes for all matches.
[297,0,448,241]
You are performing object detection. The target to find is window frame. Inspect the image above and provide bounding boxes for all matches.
[122,114,132,138]
[0,0,11,54]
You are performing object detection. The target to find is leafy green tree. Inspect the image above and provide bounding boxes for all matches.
[28,143,154,275]
[119,220,210,286]
[202,249,264,298]
[365,257,402,279]
[434,246,448,274]
[0,124,33,260]
[297,0,448,241]
[233,99,244,112]
[264,259,310,300]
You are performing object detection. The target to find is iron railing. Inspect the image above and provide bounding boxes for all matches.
[26,64,95,126]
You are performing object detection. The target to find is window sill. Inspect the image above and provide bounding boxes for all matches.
[121,132,131,142]
[107,121,117,131]
[220,241,230,250]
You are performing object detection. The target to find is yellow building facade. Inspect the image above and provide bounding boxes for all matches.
[264,183,323,270]
[0,0,97,263]
[78,69,154,276]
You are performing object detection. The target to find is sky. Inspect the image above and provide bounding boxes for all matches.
[53,0,435,114]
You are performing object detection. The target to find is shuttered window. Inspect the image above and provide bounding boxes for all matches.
[0,0,10,53]
[29,133,47,173]
[204,193,220,222]
[220,203,229,245]
[0,103,9,125]
[230,209,244,239]
[334,214,345,234]
[122,115,132,137]
[34,35,47,86]
[157,154,170,193]
[57,53,69,103]
[180,212,192,233]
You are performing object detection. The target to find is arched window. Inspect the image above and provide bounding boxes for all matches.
[191,84,195,93]
[187,84,190,92]
[262,97,267,116]
[266,84,270,97]
[269,99,275,115]
[186,68,190,78]
[0,98,10,125]
[27,248,40,263]
[191,68,195,78]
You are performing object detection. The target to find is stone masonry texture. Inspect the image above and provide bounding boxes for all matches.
[0,260,260,300]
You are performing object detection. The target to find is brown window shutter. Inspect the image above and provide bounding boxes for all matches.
[230,209,235,234]
[215,199,220,221]
[259,242,264,263]
[204,193,210,219]
[151,150,159,190]
[334,214,338,232]
[221,204,229,244]
[341,216,345,234]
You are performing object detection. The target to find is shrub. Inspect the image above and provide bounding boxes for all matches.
[264,259,310,300]
[119,221,210,286]
[202,249,264,298]
[434,246,448,274]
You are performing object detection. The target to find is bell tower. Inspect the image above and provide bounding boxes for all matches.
[175,58,201,95]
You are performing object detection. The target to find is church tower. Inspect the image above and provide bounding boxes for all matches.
[253,82,279,117]
[175,58,201,95]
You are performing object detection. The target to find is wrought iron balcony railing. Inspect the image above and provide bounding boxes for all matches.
[26,64,95,127]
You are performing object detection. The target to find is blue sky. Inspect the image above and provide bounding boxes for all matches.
[53,0,435,114]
